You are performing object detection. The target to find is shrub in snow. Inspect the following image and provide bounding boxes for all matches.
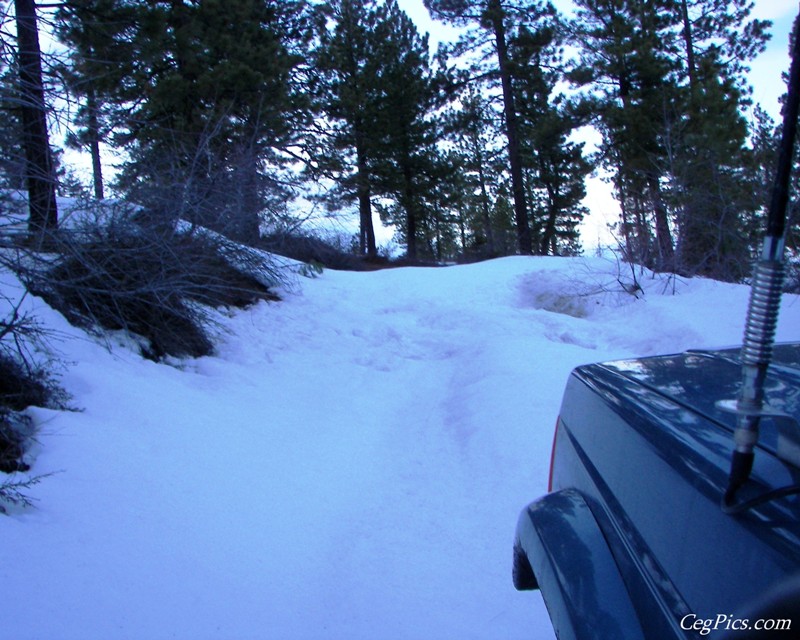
[0,473,51,513]
[13,210,282,361]
[0,405,32,473]
[0,295,66,476]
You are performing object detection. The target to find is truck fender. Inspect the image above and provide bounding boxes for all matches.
[514,488,646,640]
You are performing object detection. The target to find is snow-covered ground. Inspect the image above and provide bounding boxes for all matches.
[3,254,800,639]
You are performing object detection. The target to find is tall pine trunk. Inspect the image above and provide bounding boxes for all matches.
[487,0,532,255]
[463,119,496,255]
[477,160,495,255]
[15,0,58,240]
[680,0,697,90]
[647,172,675,269]
[355,140,377,258]
[402,157,417,261]
[86,88,105,200]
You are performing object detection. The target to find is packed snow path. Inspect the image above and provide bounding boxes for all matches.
[5,256,800,639]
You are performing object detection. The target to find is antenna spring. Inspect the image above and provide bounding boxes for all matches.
[741,259,784,367]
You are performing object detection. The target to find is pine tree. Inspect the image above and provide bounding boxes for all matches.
[313,0,440,260]
[425,0,555,255]
[677,0,770,94]
[0,67,28,191]
[56,0,309,242]
[369,0,440,261]
[749,94,800,287]
[442,88,505,257]
[311,0,381,257]
[14,0,58,240]
[570,0,770,278]
[510,20,591,255]
[742,106,778,255]
[570,0,678,268]
[669,0,770,279]
[56,0,140,200]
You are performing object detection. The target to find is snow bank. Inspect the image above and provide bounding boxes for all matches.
[2,255,799,639]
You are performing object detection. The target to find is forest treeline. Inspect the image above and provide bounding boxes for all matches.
[2,0,798,280]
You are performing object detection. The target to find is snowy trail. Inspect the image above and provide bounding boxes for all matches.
[216,261,562,638]
[4,255,800,639]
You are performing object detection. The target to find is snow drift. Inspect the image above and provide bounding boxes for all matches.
[3,254,800,639]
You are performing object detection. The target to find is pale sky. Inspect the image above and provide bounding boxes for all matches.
[748,0,798,122]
